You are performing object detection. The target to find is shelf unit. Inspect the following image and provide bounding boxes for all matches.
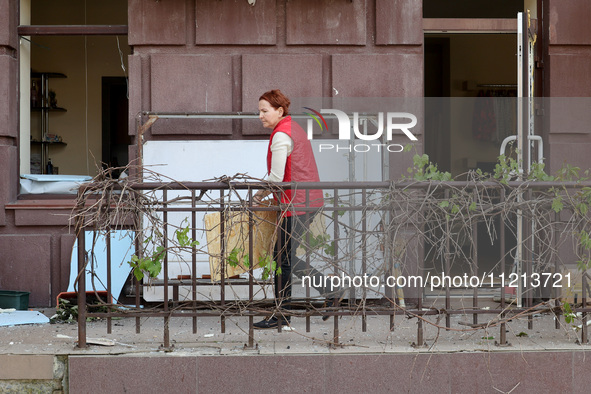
[30,72,67,174]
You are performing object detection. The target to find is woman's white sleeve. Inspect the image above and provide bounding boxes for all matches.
[267,132,293,182]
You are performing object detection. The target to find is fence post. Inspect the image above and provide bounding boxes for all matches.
[77,228,87,348]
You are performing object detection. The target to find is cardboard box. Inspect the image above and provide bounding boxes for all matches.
[204,209,277,282]
[560,268,591,304]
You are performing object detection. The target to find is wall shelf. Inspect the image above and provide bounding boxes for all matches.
[31,106,67,112]
[30,140,67,146]
[30,72,67,174]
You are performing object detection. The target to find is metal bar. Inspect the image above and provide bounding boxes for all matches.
[155,205,378,214]
[517,10,525,309]
[77,228,87,348]
[472,188,478,326]
[361,189,367,333]
[106,231,112,334]
[386,200,394,331]
[582,273,588,344]
[135,231,141,334]
[83,179,591,192]
[417,207,424,346]
[527,189,533,330]
[276,206,284,334]
[220,190,226,334]
[554,208,561,330]
[500,189,507,345]
[305,189,311,333]
[333,188,339,345]
[162,189,170,348]
[191,190,198,335]
[141,111,387,121]
[85,306,572,319]
[247,189,254,348]
[445,189,451,330]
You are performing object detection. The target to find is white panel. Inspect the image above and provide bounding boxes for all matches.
[142,140,384,301]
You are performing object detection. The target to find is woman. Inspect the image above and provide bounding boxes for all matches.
[252,89,328,329]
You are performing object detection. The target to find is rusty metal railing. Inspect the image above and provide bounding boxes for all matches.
[74,180,591,349]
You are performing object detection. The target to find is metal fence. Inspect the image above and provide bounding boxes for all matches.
[73,180,591,349]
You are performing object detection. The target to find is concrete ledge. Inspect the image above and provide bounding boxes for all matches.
[0,355,54,380]
[69,355,197,393]
[67,351,590,393]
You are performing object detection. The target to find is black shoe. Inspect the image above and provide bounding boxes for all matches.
[253,316,290,330]
[322,300,335,321]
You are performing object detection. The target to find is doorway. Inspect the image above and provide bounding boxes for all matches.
[102,77,130,178]
[423,33,519,279]
[424,33,518,177]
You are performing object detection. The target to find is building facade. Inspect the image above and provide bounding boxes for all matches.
[0,0,590,306]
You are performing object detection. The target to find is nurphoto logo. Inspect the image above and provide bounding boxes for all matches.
[303,108,418,153]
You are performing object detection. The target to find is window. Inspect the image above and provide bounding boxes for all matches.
[19,0,129,180]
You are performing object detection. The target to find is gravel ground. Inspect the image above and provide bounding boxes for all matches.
[1,299,589,356]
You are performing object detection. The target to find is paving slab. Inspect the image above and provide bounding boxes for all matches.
[0,305,589,357]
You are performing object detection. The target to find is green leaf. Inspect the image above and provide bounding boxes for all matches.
[227,248,241,268]
[576,259,589,272]
[133,267,144,281]
[324,242,335,257]
[147,260,162,278]
[564,302,574,324]
[552,196,563,213]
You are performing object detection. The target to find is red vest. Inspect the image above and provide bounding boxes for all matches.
[267,116,323,216]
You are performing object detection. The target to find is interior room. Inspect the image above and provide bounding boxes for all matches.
[424,33,518,177]
[20,0,129,177]
[422,0,537,278]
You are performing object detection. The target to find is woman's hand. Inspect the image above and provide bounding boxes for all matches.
[252,191,266,206]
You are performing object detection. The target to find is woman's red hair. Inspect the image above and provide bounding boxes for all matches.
[259,89,290,116]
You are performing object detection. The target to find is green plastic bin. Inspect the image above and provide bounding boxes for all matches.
[0,291,30,310]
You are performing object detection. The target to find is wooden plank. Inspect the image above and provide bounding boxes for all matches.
[423,18,517,33]
[204,205,277,282]
[18,25,128,36]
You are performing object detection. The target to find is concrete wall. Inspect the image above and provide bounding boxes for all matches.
[128,0,424,178]
[0,0,18,225]
[546,0,591,174]
[1,351,587,393]
[65,352,591,393]
[0,355,67,392]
